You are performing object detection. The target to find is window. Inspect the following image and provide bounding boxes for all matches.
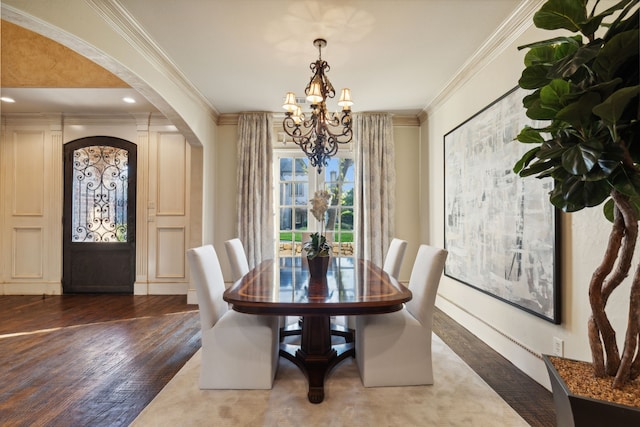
[275,152,356,266]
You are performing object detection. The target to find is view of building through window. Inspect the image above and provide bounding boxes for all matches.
[276,153,355,260]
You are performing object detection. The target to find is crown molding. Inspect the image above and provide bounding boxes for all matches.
[218,114,240,126]
[392,115,420,127]
[0,112,172,128]
[270,112,420,127]
[422,0,545,117]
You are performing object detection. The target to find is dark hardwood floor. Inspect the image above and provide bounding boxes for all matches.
[0,295,554,426]
[0,295,201,427]
[434,309,556,427]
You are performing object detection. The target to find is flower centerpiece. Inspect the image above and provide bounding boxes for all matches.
[303,190,332,278]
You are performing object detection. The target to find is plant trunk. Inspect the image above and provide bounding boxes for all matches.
[588,190,640,388]
[588,202,624,377]
[614,261,640,388]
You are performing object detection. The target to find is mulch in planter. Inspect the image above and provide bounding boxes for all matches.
[549,356,640,408]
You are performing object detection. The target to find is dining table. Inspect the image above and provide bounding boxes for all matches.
[223,256,412,403]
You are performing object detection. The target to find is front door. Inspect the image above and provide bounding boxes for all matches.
[63,136,137,293]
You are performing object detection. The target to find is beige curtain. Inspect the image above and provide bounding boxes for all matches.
[354,112,396,266]
[236,113,274,268]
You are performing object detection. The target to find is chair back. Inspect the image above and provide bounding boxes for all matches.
[382,238,408,279]
[187,245,229,330]
[405,244,448,327]
[225,238,250,282]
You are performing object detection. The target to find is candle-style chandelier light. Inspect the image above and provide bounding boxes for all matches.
[282,38,353,173]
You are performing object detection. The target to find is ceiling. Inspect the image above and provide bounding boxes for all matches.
[1,0,526,118]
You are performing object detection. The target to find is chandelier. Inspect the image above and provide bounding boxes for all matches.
[282,38,353,173]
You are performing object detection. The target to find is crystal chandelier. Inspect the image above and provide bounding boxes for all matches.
[282,39,353,173]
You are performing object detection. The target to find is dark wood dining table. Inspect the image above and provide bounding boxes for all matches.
[223,257,412,403]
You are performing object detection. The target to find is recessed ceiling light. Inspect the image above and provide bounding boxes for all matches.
[123,97,136,104]
[1,96,16,103]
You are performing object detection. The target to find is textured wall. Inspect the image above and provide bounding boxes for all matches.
[1,20,128,88]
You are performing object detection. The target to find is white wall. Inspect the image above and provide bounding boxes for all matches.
[393,124,421,282]
[212,123,240,283]
[423,23,632,389]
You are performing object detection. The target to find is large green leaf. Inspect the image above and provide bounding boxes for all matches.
[583,167,609,181]
[592,85,640,126]
[548,43,601,78]
[556,92,602,127]
[611,166,640,196]
[597,147,625,175]
[561,176,611,211]
[579,0,635,35]
[602,193,640,223]
[516,126,545,143]
[603,197,616,222]
[526,98,559,120]
[538,140,568,160]
[537,165,563,179]
[554,36,583,59]
[550,182,584,211]
[533,0,588,32]
[518,35,581,51]
[520,158,557,177]
[513,147,540,174]
[524,45,557,67]
[540,79,571,111]
[519,64,552,89]
[578,78,624,100]
[593,29,640,80]
[562,143,600,174]
[523,90,541,109]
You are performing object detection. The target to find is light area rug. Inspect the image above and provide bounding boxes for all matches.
[131,334,529,427]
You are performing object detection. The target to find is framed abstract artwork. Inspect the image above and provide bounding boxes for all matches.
[443,86,560,324]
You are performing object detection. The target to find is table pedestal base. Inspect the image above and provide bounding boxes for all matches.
[279,315,354,403]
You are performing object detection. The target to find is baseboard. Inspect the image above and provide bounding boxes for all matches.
[187,289,198,305]
[2,281,188,297]
[134,282,188,295]
[2,281,62,295]
[436,294,551,390]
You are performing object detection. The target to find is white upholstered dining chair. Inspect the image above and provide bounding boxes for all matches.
[225,237,294,334]
[224,238,250,286]
[355,244,448,387]
[187,244,279,389]
[382,238,408,279]
[345,238,409,331]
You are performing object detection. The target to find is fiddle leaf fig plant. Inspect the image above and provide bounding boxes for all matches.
[513,0,639,389]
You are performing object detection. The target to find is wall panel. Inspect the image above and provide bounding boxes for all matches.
[145,131,190,293]
[12,131,45,216]
[157,133,186,215]
[12,227,43,278]
[155,226,186,278]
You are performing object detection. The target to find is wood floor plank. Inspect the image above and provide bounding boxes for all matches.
[434,309,556,427]
[0,296,200,427]
[0,295,554,426]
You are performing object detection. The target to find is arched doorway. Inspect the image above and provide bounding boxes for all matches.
[63,136,137,293]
